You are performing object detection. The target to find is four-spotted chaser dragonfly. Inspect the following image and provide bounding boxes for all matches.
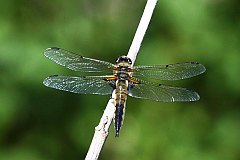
[43,47,206,137]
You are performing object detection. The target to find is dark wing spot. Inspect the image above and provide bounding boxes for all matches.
[103,78,109,81]
[191,62,199,64]
[50,47,60,50]
[158,84,162,86]
[82,76,86,78]
[166,64,169,68]
[49,75,58,77]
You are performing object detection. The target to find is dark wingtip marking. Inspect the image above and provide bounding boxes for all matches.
[44,47,60,57]
[49,75,59,77]
[44,47,60,52]
[190,61,199,64]
[158,84,162,86]
[49,47,60,50]
[190,62,206,74]
[166,64,169,68]
[82,76,86,78]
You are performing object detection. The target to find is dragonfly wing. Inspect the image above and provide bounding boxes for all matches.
[43,75,115,95]
[133,62,206,80]
[128,79,200,102]
[44,47,115,73]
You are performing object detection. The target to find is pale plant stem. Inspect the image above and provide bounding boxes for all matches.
[85,91,116,160]
[127,0,158,65]
[85,0,158,159]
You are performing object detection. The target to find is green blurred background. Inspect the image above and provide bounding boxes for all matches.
[1,0,240,159]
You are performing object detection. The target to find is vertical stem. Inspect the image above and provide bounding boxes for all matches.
[85,92,116,160]
[127,0,158,65]
[85,0,158,159]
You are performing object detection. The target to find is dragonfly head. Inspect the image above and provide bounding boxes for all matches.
[116,56,132,65]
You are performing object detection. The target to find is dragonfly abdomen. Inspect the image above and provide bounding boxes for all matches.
[114,79,128,137]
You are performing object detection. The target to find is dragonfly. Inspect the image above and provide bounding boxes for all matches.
[43,47,206,137]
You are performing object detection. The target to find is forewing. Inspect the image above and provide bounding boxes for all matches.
[133,62,206,80]
[43,75,115,95]
[128,79,200,102]
[44,47,115,73]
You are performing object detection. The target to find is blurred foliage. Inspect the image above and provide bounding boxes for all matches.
[0,0,240,159]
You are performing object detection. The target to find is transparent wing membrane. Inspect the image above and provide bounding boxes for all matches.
[133,62,206,80]
[128,79,200,102]
[43,75,114,95]
[43,47,205,102]
[44,47,115,73]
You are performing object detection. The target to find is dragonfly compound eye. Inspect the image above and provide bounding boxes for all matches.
[116,56,132,65]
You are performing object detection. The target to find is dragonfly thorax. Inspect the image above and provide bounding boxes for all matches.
[114,56,132,80]
[114,65,132,80]
[117,72,129,80]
